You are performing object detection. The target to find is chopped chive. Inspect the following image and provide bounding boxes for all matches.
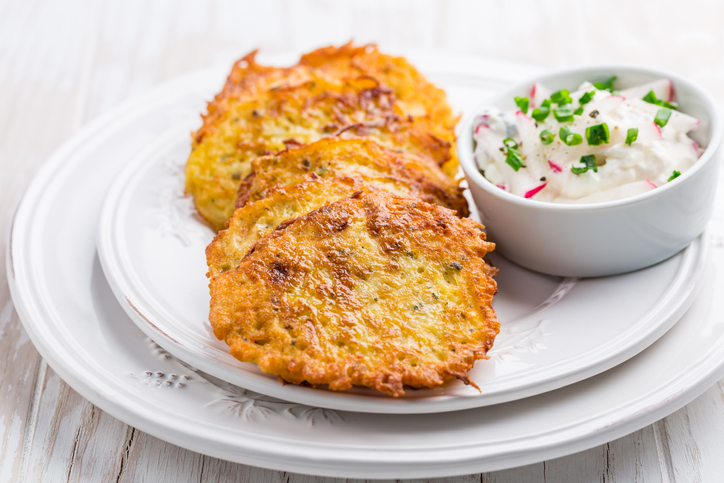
[574,107,584,115]
[585,123,610,145]
[505,149,524,171]
[625,127,638,145]
[551,89,572,105]
[571,155,598,175]
[560,126,583,146]
[515,96,529,114]
[503,137,519,150]
[554,104,575,122]
[532,99,551,122]
[578,91,596,105]
[642,90,677,110]
[654,108,671,127]
[593,76,617,91]
[668,170,681,182]
[539,130,555,145]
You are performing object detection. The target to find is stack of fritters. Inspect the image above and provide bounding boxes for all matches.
[190,44,499,396]
[186,44,459,230]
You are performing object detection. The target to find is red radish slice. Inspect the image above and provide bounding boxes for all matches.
[516,111,538,141]
[620,79,674,102]
[627,98,663,117]
[629,99,698,133]
[530,82,551,109]
[634,122,663,143]
[548,160,563,172]
[666,111,700,132]
[516,111,547,179]
[524,183,547,199]
[592,95,625,115]
[693,141,700,157]
[497,184,507,191]
[473,125,507,166]
[645,179,657,189]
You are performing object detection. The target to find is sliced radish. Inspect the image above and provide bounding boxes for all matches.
[496,184,507,191]
[474,114,492,132]
[666,111,700,132]
[516,111,546,178]
[628,98,660,116]
[590,95,625,115]
[524,183,547,199]
[645,179,657,189]
[693,141,700,158]
[633,122,663,143]
[473,125,506,167]
[628,99,699,133]
[548,160,562,172]
[619,79,674,102]
[530,82,552,109]
[516,111,537,140]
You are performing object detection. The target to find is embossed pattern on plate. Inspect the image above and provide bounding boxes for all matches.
[96,59,707,413]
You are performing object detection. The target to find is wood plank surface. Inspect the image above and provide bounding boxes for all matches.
[2,0,724,481]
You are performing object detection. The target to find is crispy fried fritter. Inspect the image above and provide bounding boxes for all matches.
[299,43,460,177]
[185,74,453,230]
[194,44,458,165]
[206,176,366,287]
[209,191,499,396]
[236,138,468,216]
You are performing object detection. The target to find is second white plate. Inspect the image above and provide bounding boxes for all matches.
[97,60,707,414]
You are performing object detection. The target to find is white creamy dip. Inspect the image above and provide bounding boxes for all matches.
[473,78,702,203]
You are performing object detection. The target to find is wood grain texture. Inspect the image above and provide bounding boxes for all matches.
[2,0,724,481]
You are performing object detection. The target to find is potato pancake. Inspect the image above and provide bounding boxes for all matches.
[196,43,457,146]
[209,191,498,396]
[299,43,460,177]
[185,75,453,230]
[236,138,468,216]
[206,176,365,288]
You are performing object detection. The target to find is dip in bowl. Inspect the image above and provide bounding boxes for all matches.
[459,66,721,277]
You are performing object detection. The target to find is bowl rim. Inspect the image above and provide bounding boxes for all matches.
[458,63,723,212]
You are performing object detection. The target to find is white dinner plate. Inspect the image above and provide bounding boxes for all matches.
[9,52,724,478]
[95,55,706,413]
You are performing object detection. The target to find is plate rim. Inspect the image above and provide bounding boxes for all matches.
[7,54,724,478]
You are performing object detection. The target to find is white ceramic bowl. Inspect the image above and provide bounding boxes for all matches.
[459,65,722,277]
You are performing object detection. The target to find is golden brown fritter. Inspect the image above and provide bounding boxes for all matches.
[300,43,454,122]
[299,43,459,169]
[194,44,458,164]
[206,176,366,288]
[236,138,468,216]
[185,74,453,230]
[192,50,309,145]
[299,43,459,177]
[209,191,499,396]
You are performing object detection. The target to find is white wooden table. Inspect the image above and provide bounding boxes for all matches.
[2,1,724,481]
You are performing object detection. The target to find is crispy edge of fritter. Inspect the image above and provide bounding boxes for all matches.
[195,43,459,142]
[299,42,457,126]
[193,51,312,144]
[299,42,462,178]
[209,191,499,396]
[191,44,460,174]
[185,74,456,231]
[235,138,468,216]
[206,175,368,290]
